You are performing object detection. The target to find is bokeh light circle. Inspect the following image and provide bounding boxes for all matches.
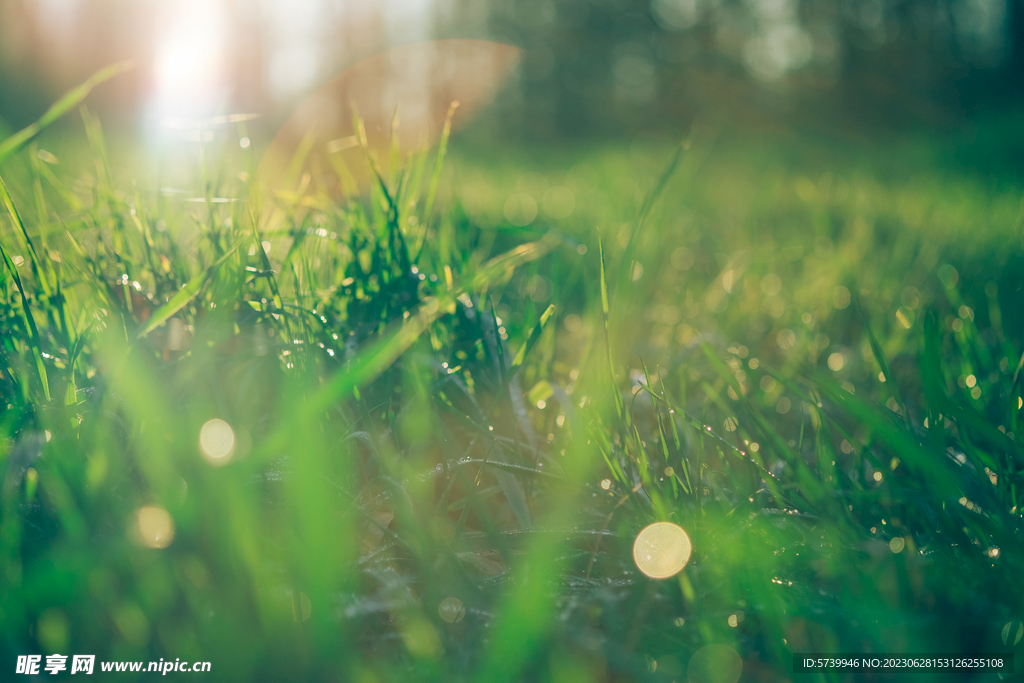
[687,644,743,683]
[134,505,175,549]
[633,521,692,579]
[199,418,235,465]
[438,597,465,623]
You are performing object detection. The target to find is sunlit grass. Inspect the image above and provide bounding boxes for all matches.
[2,70,1024,682]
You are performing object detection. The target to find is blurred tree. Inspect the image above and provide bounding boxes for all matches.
[480,0,1024,137]
[0,0,1019,137]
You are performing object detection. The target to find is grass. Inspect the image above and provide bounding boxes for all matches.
[2,69,1024,682]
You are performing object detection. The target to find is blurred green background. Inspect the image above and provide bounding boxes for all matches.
[1,0,1022,136]
[2,1,1024,682]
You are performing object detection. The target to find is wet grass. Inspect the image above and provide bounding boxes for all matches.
[2,72,1024,682]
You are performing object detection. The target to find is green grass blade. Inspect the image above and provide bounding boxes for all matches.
[641,358,675,480]
[135,242,242,339]
[303,236,557,419]
[0,175,51,299]
[856,298,910,427]
[0,61,133,167]
[422,101,458,229]
[508,304,555,380]
[0,240,49,401]
[598,237,627,427]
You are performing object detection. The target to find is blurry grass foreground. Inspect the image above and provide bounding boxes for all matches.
[2,65,1024,683]
[0,65,570,681]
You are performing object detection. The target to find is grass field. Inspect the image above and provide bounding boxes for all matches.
[2,74,1024,682]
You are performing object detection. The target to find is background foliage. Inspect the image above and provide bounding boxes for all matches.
[1,0,1022,138]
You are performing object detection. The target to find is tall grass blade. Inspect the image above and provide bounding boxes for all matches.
[598,237,627,426]
[422,101,458,229]
[856,298,910,427]
[0,241,49,401]
[135,243,242,339]
[508,304,555,380]
[0,175,51,299]
[0,61,133,167]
